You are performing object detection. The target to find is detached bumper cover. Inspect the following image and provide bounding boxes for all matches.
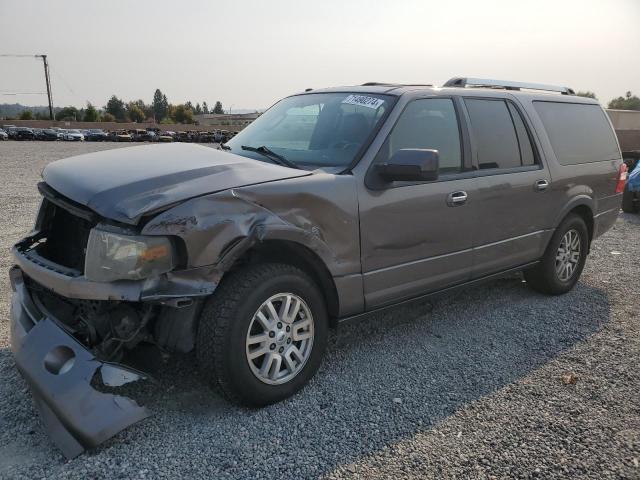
[10,268,150,459]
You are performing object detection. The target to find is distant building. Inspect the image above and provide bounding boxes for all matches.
[606,109,640,151]
[195,113,261,127]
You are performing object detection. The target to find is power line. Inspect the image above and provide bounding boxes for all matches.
[0,92,47,95]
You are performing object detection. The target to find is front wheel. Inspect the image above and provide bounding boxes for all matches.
[524,214,589,295]
[196,263,328,406]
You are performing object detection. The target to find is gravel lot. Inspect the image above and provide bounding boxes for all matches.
[0,141,639,479]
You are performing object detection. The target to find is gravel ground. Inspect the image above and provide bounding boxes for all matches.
[0,141,639,479]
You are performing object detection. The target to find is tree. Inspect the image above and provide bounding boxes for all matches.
[195,103,202,115]
[171,104,195,124]
[608,91,640,111]
[152,89,169,121]
[55,106,79,121]
[212,101,224,114]
[185,101,194,112]
[127,102,146,123]
[106,95,127,121]
[84,103,99,122]
[101,112,116,122]
[19,110,33,120]
[202,101,209,114]
[576,91,597,99]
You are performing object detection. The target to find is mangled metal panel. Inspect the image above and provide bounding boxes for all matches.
[143,172,362,278]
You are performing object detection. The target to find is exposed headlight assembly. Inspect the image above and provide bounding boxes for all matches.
[85,229,176,282]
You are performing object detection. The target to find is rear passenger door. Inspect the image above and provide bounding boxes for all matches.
[462,97,552,277]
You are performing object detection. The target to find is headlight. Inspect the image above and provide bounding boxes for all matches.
[85,229,176,282]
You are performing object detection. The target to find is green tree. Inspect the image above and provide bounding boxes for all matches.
[576,91,597,99]
[106,95,127,121]
[195,103,202,114]
[55,106,79,121]
[84,103,99,122]
[152,89,169,122]
[202,101,209,114]
[127,102,146,123]
[19,110,34,120]
[608,91,640,111]
[101,112,116,122]
[212,101,224,114]
[171,104,195,124]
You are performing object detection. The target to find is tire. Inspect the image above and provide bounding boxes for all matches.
[622,184,638,213]
[524,214,589,295]
[196,263,328,407]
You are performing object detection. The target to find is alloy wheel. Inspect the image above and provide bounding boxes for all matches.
[555,229,581,281]
[245,293,314,385]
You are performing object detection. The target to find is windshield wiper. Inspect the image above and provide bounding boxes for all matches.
[219,143,231,150]
[241,145,300,169]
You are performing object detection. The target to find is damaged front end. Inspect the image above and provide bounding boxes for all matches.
[10,267,150,459]
[9,192,211,459]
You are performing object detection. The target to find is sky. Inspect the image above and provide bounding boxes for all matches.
[0,0,639,111]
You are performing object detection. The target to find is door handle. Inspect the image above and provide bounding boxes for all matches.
[447,190,468,206]
[535,179,549,191]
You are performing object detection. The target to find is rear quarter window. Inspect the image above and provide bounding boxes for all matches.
[533,101,620,165]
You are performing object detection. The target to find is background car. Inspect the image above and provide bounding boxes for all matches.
[85,129,109,141]
[39,129,60,141]
[110,130,132,142]
[63,129,84,141]
[0,128,8,140]
[13,127,35,140]
[158,131,174,142]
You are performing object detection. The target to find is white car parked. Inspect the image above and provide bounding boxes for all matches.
[63,129,84,141]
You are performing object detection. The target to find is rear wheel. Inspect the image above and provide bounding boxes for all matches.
[622,184,639,213]
[524,214,588,295]
[196,263,328,406]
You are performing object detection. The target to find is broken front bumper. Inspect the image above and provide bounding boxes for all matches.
[9,267,150,459]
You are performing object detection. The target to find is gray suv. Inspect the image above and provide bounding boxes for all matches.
[9,77,625,457]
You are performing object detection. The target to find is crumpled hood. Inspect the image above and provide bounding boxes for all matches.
[43,143,310,224]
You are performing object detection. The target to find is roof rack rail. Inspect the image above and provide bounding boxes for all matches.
[442,77,575,95]
[361,82,433,87]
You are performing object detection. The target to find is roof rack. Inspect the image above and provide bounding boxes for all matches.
[443,77,575,95]
[361,82,433,87]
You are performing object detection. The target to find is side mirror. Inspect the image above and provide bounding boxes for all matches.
[376,149,439,182]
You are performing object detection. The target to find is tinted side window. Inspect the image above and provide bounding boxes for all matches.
[375,98,462,174]
[464,99,523,170]
[507,103,536,166]
[533,101,620,165]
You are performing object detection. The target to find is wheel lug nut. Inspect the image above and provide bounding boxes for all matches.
[277,322,282,329]
[287,338,291,344]
[270,343,276,350]
[286,326,290,332]
[269,331,275,338]
[279,347,284,353]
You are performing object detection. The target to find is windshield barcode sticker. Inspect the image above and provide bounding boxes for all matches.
[341,94,385,109]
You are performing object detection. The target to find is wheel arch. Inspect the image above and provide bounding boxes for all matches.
[223,239,341,325]
[550,196,595,252]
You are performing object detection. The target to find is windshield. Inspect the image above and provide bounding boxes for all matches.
[225,92,393,169]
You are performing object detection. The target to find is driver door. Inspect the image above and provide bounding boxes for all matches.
[358,97,479,309]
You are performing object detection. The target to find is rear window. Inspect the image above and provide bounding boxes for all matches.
[533,101,620,165]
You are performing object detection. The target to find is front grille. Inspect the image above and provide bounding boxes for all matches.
[34,197,96,272]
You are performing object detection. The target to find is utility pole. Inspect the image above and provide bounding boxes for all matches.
[38,55,54,120]
[0,54,54,119]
